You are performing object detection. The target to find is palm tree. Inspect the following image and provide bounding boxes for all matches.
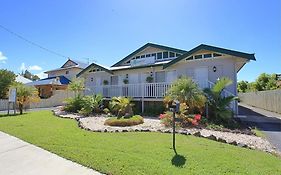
[203,77,238,123]
[68,78,85,97]
[165,76,206,113]
[12,83,40,114]
[109,96,134,118]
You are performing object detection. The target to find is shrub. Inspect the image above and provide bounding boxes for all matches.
[165,76,206,114]
[109,96,134,117]
[203,77,238,124]
[104,115,144,127]
[103,108,110,114]
[64,94,103,115]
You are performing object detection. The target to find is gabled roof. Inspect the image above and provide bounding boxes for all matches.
[61,58,88,69]
[111,43,187,67]
[26,76,70,86]
[15,75,32,84]
[163,44,256,69]
[77,62,113,77]
[45,59,88,73]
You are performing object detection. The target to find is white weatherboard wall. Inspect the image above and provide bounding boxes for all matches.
[0,99,9,111]
[239,90,281,114]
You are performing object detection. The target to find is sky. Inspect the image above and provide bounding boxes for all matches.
[0,0,280,81]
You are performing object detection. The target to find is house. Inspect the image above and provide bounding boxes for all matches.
[15,74,32,84]
[27,59,88,98]
[77,43,256,114]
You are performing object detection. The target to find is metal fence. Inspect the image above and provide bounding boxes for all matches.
[238,89,281,114]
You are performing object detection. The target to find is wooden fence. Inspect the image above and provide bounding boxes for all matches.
[238,89,281,114]
[0,90,75,111]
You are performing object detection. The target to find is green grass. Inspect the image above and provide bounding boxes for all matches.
[0,111,280,175]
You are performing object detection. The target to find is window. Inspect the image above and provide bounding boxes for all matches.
[213,53,222,57]
[157,52,162,59]
[155,71,166,82]
[186,56,193,60]
[66,70,69,74]
[151,53,156,58]
[169,52,175,57]
[194,55,203,59]
[136,56,140,59]
[163,51,168,59]
[146,54,151,57]
[204,54,212,58]
[141,55,145,58]
[176,53,181,57]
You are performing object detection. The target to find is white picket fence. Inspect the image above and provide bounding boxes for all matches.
[238,89,281,114]
[0,90,75,111]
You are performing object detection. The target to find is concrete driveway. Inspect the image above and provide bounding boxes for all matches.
[237,103,281,152]
[0,132,102,175]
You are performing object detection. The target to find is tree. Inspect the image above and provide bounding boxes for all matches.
[165,76,206,113]
[68,78,85,97]
[237,80,249,93]
[21,70,40,81]
[204,77,238,124]
[12,83,40,114]
[0,69,16,99]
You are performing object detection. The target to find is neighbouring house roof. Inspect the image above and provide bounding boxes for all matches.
[111,43,187,67]
[15,75,32,84]
[163,44,256,69]
[44,58,88,73]
[26,76,70,86]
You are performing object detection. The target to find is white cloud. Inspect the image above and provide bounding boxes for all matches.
[20,63,26,71]
[0,51,7,63]
[28,65,42,71]
[35,71,47,79]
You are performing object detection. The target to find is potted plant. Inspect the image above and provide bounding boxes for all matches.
[146,76,153,83]
[123,79,129,84]
[103,80,109,85]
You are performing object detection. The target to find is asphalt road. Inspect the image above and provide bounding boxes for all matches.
[238,103,281,152]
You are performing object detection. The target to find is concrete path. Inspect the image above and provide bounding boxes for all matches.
[0,131,102,175]
[237,103,281,152]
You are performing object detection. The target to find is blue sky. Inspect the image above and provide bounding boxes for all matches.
[0,0,280,81]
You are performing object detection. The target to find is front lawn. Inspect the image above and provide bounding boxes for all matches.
[0,111,280,175]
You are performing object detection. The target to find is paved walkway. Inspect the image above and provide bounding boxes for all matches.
[0,132,102,175]
[237,103,281,152]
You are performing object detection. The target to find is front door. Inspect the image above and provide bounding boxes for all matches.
[194,67,208,88]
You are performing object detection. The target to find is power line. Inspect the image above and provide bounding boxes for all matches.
[0,24,69,58]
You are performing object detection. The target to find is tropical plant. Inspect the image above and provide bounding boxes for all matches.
[203,77,238,124]
[68,78,85,97]
[123,79,129,84]
[79,94,103,116]
[109,96,134,117]
[12,83,40,114]
[165,76,206,113]
[0,69,16,99]
[103,80,109,85]
[146,76,153,83]
[64,95,84,113]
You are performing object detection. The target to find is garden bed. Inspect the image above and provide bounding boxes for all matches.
[53,107,279,155]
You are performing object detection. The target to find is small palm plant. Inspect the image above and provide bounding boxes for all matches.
[68,78,85,97]
[79,94,104,116]
[165,76,206,113]
[203,77,238,123]
[109,96,134,118]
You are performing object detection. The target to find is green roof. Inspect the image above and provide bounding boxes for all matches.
[163,44,256,69]
[111,43,187,67]
[77,63,113,77]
